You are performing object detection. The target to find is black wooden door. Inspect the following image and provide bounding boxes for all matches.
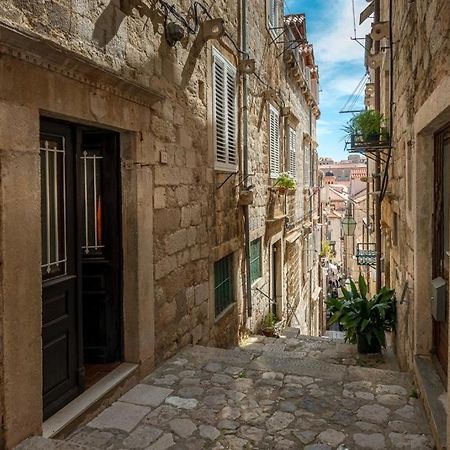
[433,126,450,378]
[41,120,83,419]
[79,131,121,363]
[42,121,122,419]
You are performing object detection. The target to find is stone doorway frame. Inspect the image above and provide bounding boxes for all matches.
[413,75,450,443]
[0,26,161,448]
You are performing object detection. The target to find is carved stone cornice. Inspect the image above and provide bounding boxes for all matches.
[0,21,165,108]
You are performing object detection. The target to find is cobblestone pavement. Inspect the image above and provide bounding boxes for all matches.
[17,331,434,449]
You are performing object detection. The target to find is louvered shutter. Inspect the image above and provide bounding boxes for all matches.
[268,0,277,28]
[303,145,310,187]
[289,127,296,177]
[269,105,280,178]
[213,49,237,171]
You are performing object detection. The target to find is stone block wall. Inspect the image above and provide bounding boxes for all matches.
[0,0,320,376]
[379,0,450,370]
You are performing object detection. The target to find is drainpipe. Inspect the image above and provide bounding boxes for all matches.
[241,0,252,317]
[308,107,313,334]
[374,0,382,292]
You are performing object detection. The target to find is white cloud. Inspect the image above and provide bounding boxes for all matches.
[310,0,371,67]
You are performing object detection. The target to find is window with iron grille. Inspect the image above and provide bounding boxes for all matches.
[214,254,234,317]
[212,48,237,171]
[250,238,262,284]
[269,105,280,178]
[288,127,297,177]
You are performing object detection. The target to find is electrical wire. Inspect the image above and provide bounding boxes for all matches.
[339,72,369,113]
[149,0,308,105]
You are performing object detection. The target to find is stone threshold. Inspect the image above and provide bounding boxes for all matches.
[43,362,138,439]
[415,355,447,450]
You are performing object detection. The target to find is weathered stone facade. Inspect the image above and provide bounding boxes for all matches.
[367,0,450,447]
[0,0,320,447]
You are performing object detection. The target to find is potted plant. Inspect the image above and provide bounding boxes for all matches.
[327,274,396,354]
[261,312,277,337]
[343,110,388,146]
[274,172,296,194]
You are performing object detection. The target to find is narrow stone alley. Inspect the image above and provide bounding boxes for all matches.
[17,331,433,450]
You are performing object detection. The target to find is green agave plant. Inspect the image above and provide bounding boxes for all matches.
[327,274,396,350]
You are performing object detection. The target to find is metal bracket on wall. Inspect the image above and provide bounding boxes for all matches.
[216,171,239,191]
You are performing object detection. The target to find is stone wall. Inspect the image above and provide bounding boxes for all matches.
[0,1,321,445]
[378,0,450,371]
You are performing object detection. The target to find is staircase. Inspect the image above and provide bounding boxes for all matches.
[15,330,434,449]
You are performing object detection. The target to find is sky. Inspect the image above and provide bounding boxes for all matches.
[285,0,371,160]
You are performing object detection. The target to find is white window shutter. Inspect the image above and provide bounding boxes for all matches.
[269,105,280,178]
[213,49,237,171]
[268,0,277,28]
[226,69,237,166]
[303,145,311,187]
[289,127,296,177]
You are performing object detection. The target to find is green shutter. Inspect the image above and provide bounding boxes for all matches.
[214,254,233,317]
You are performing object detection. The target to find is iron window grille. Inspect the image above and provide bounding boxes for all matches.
[214,254,234,317]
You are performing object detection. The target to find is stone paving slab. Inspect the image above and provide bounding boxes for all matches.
[62,334,434,450]
[14,437,96,450]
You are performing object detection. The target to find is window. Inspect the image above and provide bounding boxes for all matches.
[213,49,237,171]
[214,254,234,317]
[288,127,296,177]
[269,105,280,178]
[267,0,278,30]
[250,238,262,284]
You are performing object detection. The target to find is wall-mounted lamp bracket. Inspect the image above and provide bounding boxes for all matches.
[238,59,256,74]
[200,18,225,41]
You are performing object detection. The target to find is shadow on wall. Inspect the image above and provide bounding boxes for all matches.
[93,0,127,46]
[94,0,209,89]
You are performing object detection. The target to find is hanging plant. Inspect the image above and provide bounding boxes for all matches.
[343,110,389,145]
[274,172,296,194]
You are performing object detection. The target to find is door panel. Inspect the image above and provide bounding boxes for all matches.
[433,126,450,378]
[79,132,121,363]
[41,121,82,419]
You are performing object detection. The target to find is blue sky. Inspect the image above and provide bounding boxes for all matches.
[285,0,370,160]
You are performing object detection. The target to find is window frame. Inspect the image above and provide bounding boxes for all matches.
[269,104,280,179]
[212,48,238,172]
[214,253,234,318]
[250,238,262,285]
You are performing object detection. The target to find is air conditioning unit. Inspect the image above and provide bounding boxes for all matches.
[432,277,447,322]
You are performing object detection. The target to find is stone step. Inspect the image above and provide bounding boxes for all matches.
[14,436,98,450]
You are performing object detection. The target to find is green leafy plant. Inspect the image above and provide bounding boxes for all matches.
[261,312,278,337]
[274,172,296,191]
[319,241,334,260]
[262,313,277,329]
[327,274,396,353]
[343,110,388,144]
